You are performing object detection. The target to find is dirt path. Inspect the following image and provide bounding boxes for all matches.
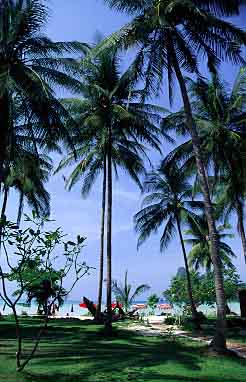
[124,322,246,359]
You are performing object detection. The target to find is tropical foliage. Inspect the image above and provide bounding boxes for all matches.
[100,0,246,351]
[164,268,245,309]
[56,50,167,330]
[134,163,203,321]
[112,271,150,312]
[147,293,159,314]
[0,0,246,364]
[185,214,236,272]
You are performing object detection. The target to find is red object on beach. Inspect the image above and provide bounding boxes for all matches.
[158,304,171,310]
[79,303,87,308]
[111,303,123,309]
[79,302,97,309]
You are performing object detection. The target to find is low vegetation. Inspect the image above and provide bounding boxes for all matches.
[0,318,246,382]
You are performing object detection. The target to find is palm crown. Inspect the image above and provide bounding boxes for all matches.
[162,70,246,265]
[185,214,236,272]
[56,50,170,194]
[134,164,203,251]
[100,1,246,102]
[0,0,89,181]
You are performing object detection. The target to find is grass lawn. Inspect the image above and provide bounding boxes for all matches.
[184,317,246,346]
[0,317,245,382]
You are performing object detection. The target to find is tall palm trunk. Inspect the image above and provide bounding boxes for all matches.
[0,93,10,184]
[1,187,8,222]
[17,191,24,227]
[170,45,227,351]
[236,200,246,265]
[95,156,107,321]
[105,126,113,334]
[175,214,199,326]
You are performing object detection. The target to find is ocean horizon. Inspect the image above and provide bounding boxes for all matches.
[0,299,241,317]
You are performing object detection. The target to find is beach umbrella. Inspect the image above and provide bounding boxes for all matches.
[158,304,171,310]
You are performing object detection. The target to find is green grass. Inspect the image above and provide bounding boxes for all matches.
[184,317,246,346]
[0,317,245,382]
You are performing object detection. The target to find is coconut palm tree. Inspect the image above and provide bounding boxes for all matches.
[5,152,51,226]
[163,70,246,265]
[0,0,89,184]
[56,50,169,331]
[216,178,246,265]
[112,271,150,312]
[134,163,204,325]
[101,0,246,350]
[0,92,53,227]
[185,215,236,272]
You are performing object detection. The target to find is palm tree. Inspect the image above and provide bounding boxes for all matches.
[134,163,203,325]
[0,93,53,227]
[112,271,150,312]
[0,0,88,183]
[163,70,246,266]
[216,178,246,265]
[101,0,246,350]
[5,152,51,226]
[56,50,168,331]
[185,215,236,272]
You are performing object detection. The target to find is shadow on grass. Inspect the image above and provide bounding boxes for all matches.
[1,319,245,382]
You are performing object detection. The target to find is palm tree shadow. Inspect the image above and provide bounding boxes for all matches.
[22,328,202,381]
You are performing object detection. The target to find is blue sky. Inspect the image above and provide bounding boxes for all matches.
[6,0,246,301]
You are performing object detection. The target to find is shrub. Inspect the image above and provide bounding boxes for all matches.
[165,316,176,325]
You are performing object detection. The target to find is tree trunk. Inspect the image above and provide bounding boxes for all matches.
[0,187,8,247]
[235,200,246,265]
[12,305,22,370]
[170,45,227,351]
[17,191,24,227]
[175,214,200,326]
[105,126,113,335]
[95,156,107,321]
[0,93,10,185]
[1,187,8,221]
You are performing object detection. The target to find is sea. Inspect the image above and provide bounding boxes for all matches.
[0,300,241,317]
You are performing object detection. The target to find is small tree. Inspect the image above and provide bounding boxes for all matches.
[0,213,91,372]
[147,294,159,315]
[13,266,67,316]
[164,268,244,311]
[112,271,150,312]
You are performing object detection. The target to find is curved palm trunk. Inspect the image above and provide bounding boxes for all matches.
[95,156,107,321]
[0,187,8,247]
[105,126,113,335]
[17,191,24,227]
[235,200,246,265]
[175,214,199,326]
[170,46,227,351]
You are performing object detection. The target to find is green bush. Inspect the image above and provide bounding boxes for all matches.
[165,316,176,325]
